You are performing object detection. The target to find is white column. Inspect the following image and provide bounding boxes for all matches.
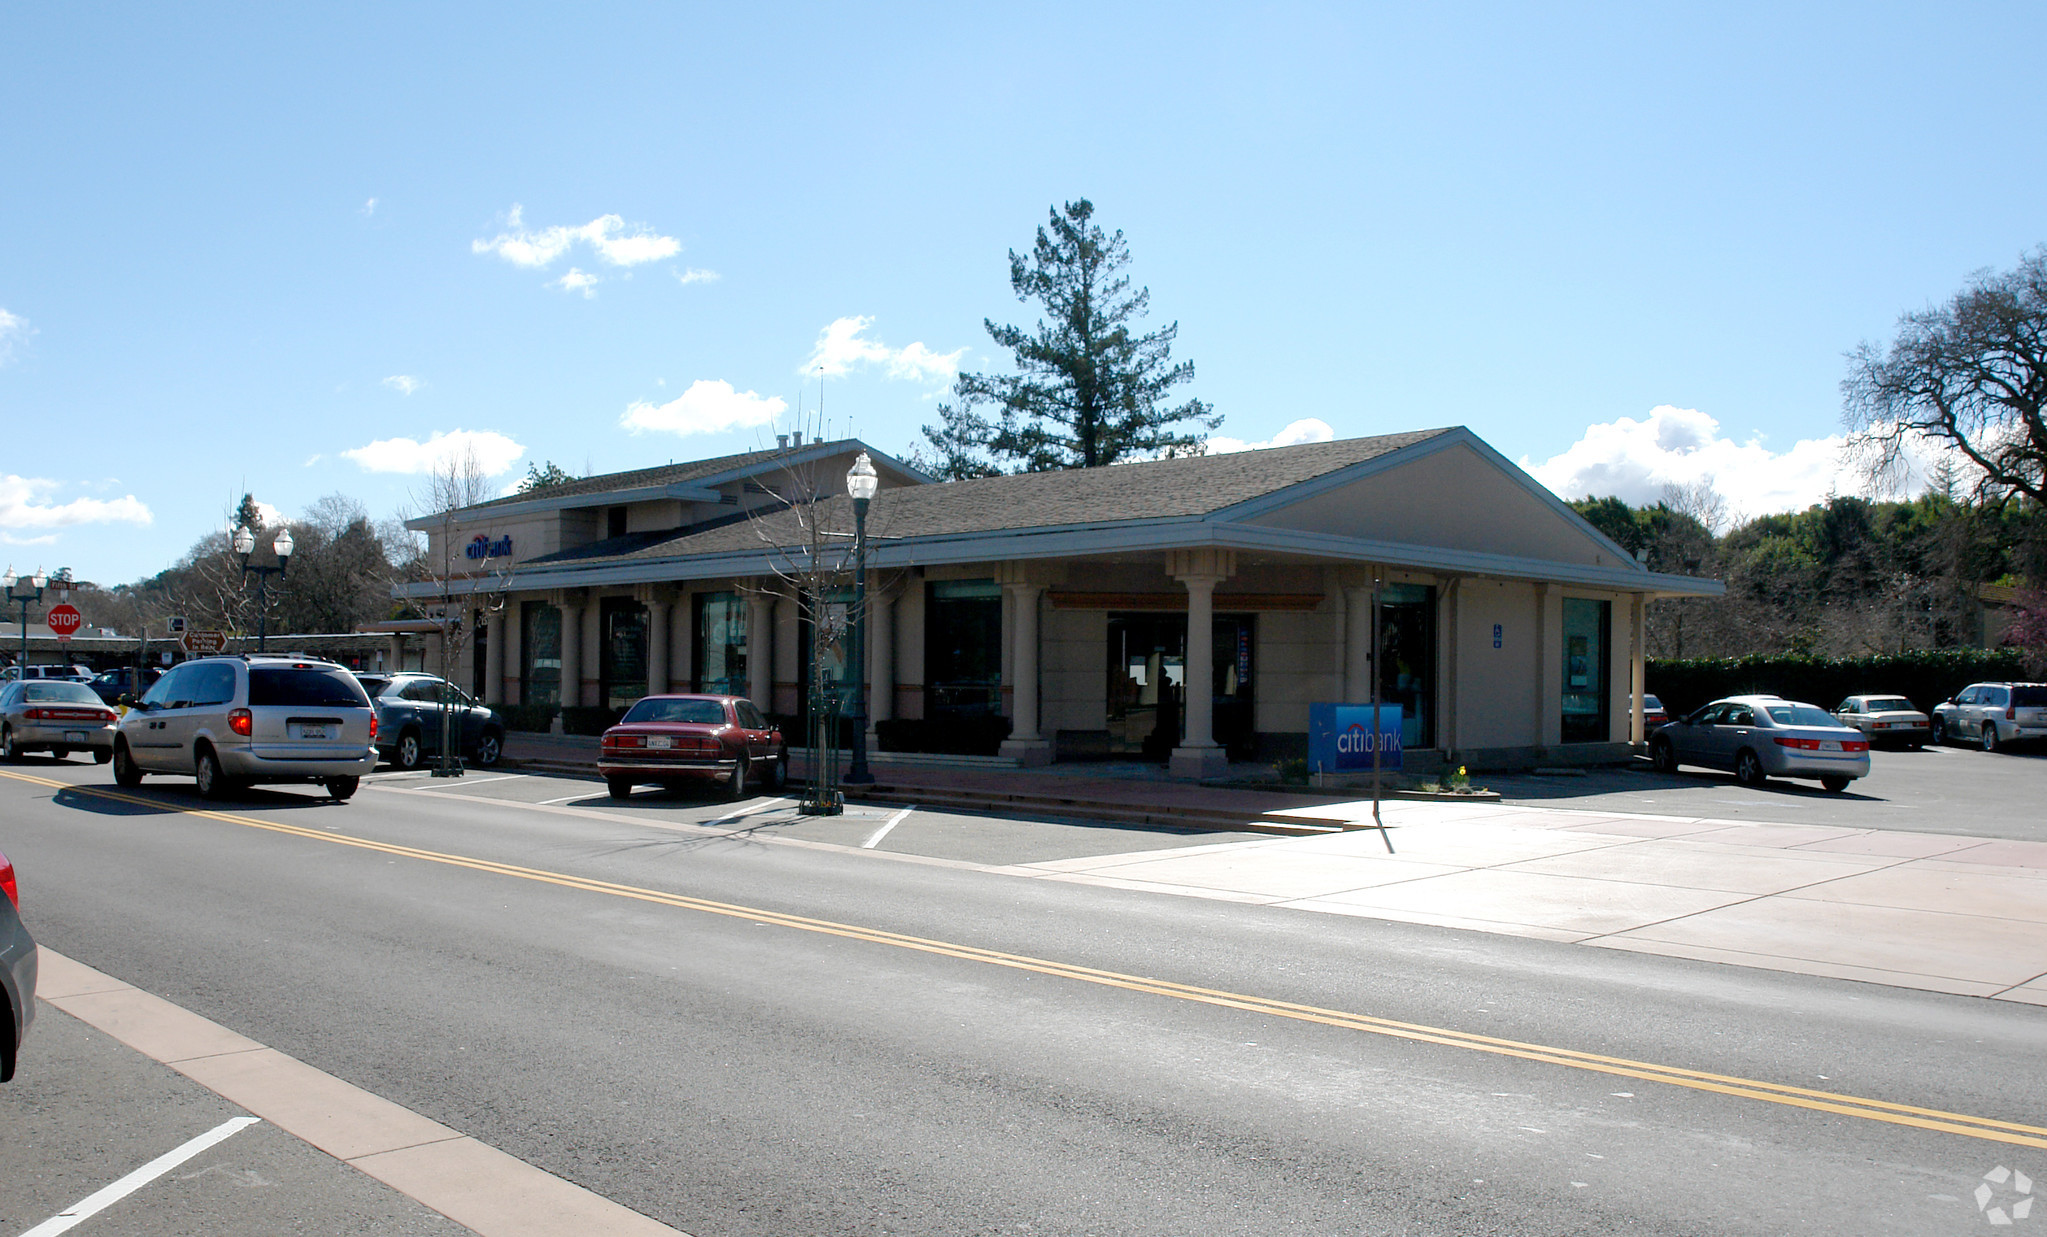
[867,587,894,735]
[1169,572,1229,778]
[1630,594,1647,746]
[1343,587,1372,702]
[997,582,1052,766]
[483,608,506,705]
[557,593,584,710]
[646,594,671,696]
[746,588,773,711]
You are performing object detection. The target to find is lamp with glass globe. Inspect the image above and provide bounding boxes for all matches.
[844,453,879,785]
[4,568,48,680]
[234,523,294,652]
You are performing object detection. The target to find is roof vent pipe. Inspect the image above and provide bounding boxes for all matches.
[776,434,789,449]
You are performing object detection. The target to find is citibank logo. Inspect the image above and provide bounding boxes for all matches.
[1338,722,1394,755]
[466,534,514,561]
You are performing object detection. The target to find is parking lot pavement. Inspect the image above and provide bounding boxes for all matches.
[362,768,1276,866]
[1487,743,2047,842]
[0,1002,467,1237]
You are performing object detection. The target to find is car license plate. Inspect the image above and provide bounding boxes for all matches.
[65,730,88,743]
[1821,740,1840,751]
[648,735,673,749]
[298,724,328,740]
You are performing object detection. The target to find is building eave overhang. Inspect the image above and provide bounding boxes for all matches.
[394,514,1724,600]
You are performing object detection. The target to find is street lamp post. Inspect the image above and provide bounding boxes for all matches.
[843,452,879,785]
[3,568,48,679]
[233,526,294,652]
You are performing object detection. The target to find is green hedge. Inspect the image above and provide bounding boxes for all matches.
[496,704,556,733]
[561,705,628,736]
[1646,649,2030,719]
[875,716,1012,756]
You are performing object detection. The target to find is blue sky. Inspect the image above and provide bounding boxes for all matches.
[3,2,2044,584]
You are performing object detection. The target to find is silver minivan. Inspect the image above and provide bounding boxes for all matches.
[113,655,377,799]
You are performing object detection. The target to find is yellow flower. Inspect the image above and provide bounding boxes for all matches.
[1457,765,1467,776]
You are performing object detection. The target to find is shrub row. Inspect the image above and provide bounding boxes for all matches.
[875,716,1012,756]
[561,705,629,736]
[496,703,556,733]
[1646,648,2030,719]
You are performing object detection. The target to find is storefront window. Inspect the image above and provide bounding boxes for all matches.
[1561,597,1611,743]
[600,597,649,711]
[926,580,1001,718]
[799,590,852,718]
[520,601,561,707]
[1106,614,1255,761]
[1375,583,1435,749]
[694,592,747,696]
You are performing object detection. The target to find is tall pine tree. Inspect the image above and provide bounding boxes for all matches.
[921,199,1218,476]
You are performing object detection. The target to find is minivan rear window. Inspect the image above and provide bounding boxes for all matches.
[2014,686,2047,708]
[249,667,369,708]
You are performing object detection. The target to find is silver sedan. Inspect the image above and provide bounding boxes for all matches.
[1832,694,1931,749]
[0,680,119,763]
[1650,695,1871,792]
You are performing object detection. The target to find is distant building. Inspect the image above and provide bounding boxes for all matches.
[396,428,1723,773]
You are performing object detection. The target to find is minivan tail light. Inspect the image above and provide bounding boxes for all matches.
[0,851,17,909]
[369,714,378,740]
[229,708,253,736]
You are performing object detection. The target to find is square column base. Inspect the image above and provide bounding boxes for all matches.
[999,737,1055,767]
[1169,744,1229,780]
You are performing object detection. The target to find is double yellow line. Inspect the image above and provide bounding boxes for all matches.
[7,767,2045,1151]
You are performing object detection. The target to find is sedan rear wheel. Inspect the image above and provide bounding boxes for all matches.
[607,777,632,800]
[1820,774,1851,793]
[0,726,18,763]
[726,755,750,801]
[1734,749,1768,787]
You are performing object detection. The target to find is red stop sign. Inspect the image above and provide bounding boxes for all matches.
[45,604,83,639]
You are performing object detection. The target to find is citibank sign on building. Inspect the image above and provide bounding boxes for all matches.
[466,534,514,561]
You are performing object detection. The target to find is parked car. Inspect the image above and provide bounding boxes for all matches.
[113,655,377,800]
[2,665,94,684]
[1832,694,1931,748]
[353,673,506,770]
[0,846,34,1082]
[1,679,118,762]
[1932,682,2047,752]
[1642,693,1670,730]
[1650,694,1871,792]
[89,665,163,705]
[598,694,787,800]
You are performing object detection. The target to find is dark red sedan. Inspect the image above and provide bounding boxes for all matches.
[597,694,787,800]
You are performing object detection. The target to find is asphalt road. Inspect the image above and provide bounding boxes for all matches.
[1491,741,2047,841]
[3,758,2044,1236]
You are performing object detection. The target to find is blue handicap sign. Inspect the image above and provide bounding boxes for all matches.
[1309,703,1404,773]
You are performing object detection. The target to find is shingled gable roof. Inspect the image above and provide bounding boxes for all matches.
[523,427,1457,567]
[454,437,930,517]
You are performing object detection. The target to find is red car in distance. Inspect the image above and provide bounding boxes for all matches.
[598,694,788,800]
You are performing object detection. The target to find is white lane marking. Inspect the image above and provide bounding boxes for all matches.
[22,1116,263,1237]
[862,806,915,849]
[701,797,789,828]
[536,790,602,805]
[433,774,524,789]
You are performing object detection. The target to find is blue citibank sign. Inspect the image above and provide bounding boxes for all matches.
[1309,703,1404,773]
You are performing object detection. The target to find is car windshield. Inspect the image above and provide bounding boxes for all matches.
[1766,704,1839,728]
[22,682,98,704]
[622,697,727,725]
[356,676,392,697]
[2014,686,2047,708]
[249,666,370,708]
[1865,697,1914,712]
[1643,695,1662,708]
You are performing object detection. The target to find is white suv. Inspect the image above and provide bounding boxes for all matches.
[1932,682,2047,752]
[113,655,377,799]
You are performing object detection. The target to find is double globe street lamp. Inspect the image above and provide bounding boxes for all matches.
[3,568,48,680]
[233,525,294,653]
[843,452,879,785]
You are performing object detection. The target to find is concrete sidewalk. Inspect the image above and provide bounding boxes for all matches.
[1013,798,2047,1005]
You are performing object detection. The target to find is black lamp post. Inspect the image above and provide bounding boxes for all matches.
[233,525,294,652]
[844,451,878,785]
[3,568,47,679]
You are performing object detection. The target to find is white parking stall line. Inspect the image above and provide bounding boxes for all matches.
[701,797,790,828]
[434,774,525,789]
[535,789,602,805]
[862,806,915,849]
[21,1116,263,1237]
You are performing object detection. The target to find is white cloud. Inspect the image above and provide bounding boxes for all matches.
[341,429,526,476]
[803,316,963,386]
[382,374,421,395]
[303,454,323,467]
[1520,405,1954,525]
[361,198,378,217]
[1207,418,1337,455]
[253,500,290,528]
[620,380,787,437]
[552,268,600,298]
[0,308,30,365]
[673,267,719,285]
[471,204,682,273]
[0,475,153,531]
